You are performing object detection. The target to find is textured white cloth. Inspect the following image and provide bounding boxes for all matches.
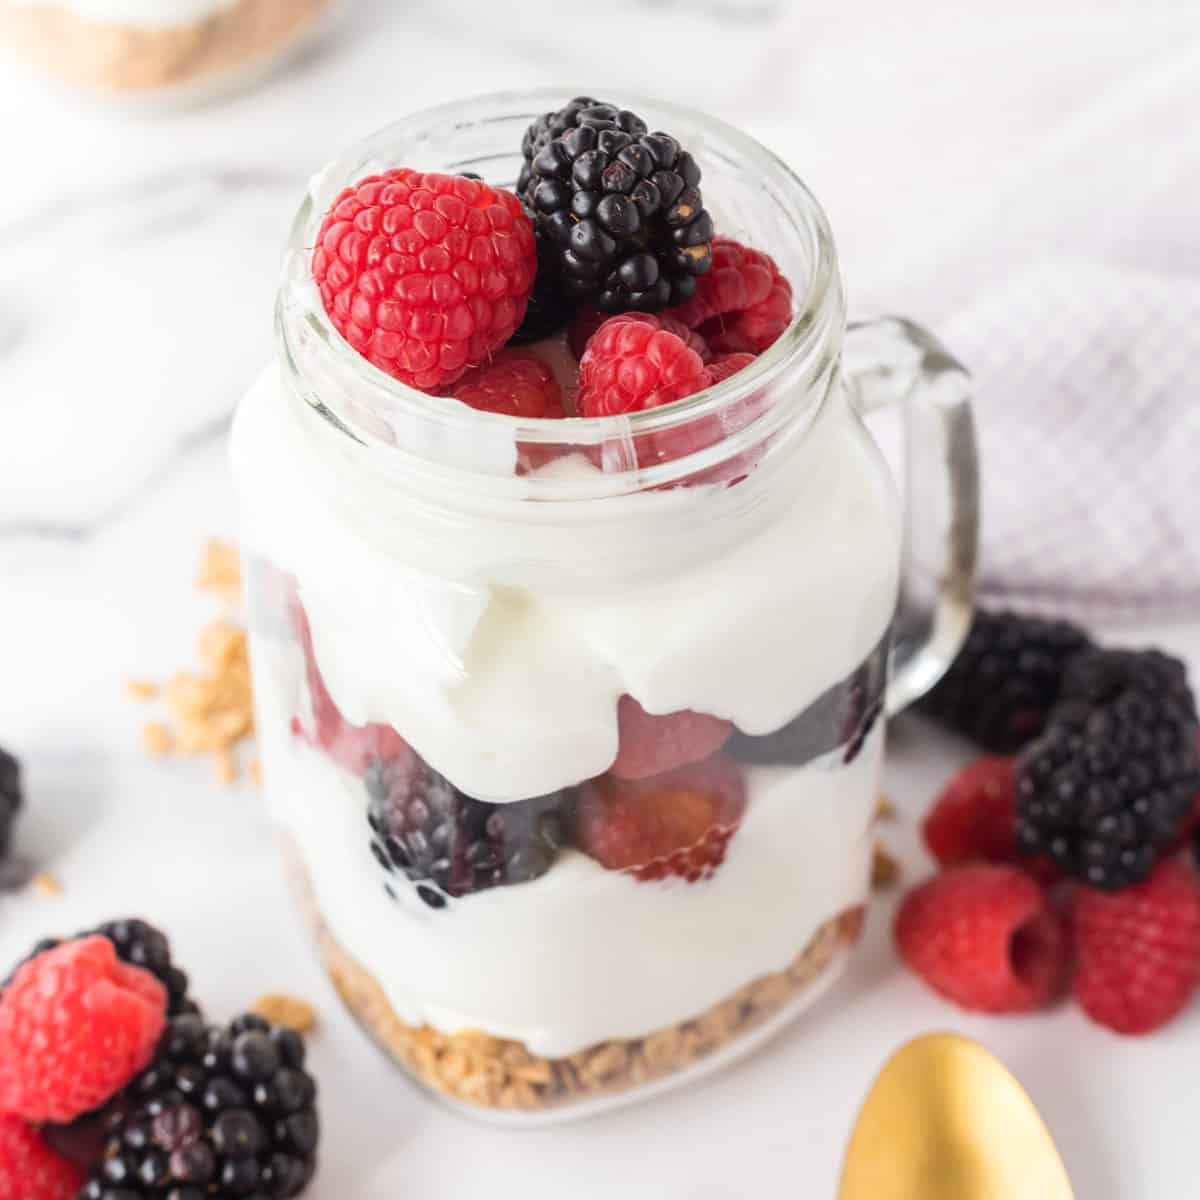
[945,260,1200,623]
[863,25,1200,627]
[732,5,1200,626]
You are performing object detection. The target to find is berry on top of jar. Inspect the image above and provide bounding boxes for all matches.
[311,170,537,392]
[517,97,715,312]
[309,96,796,424]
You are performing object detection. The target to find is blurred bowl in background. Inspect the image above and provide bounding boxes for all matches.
[0,0,343,102]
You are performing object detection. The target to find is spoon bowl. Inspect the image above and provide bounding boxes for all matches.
[838,1033,1073,1200]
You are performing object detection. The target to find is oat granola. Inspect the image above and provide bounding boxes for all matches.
[196,540,243,601]
[316,905,863,1113]
[132,543,256,782]
[32,870,62,897]
[253,992,317,1034]
[871,843,900,889]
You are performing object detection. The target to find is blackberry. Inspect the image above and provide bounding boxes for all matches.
[5,918,198,1016]
[94,919,199,1017]
[366,756,567,908]
[518,96,714,313]
[80,1012,318,1200]
[1059,647,1195,714]
[507,267,575,344]
[453,171,576,344]
[0,746,20,860]
[1016,648,1200,890]
[729,635,888,768]
[920,610,1092,753]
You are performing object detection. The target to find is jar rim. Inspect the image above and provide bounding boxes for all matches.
[276,87,843,472]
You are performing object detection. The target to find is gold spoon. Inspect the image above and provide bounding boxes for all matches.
[838,1033,1074,1200]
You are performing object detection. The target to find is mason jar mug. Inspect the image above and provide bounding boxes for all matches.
[232,90,978,1122]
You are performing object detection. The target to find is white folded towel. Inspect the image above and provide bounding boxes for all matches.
[944,259,1200,624]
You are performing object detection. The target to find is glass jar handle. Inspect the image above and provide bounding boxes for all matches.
[843,317,980,715]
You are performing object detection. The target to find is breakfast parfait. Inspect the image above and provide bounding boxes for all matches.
[1,0,335,93]
[233,92,975,1118]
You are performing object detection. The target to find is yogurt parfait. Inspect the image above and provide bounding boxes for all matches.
[232,91,978,1120]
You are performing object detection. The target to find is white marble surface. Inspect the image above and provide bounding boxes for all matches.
[1,1,1199,1196]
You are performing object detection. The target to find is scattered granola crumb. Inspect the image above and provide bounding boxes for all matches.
[134,544,257,780]
[162,627,254,757]
[143,722,174,756]
[168,629,254,742]
[126,679,160,700]
[249,760,263,788]
[872,843,900,890]
[876,794,895,820]
[196,539,242,601]
[253,993,316,1035]
[197,621,243,670]
[32,871,62,898]
[214,749,237,786]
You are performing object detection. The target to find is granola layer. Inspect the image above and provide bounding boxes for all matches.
[1,0,331,92]
[318,905,864,1113]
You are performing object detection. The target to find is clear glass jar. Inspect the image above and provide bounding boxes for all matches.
[0,0,341,98]
[232,90,978,1122]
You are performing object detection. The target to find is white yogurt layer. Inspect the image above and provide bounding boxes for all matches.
[232,364,901,801]
[6,0,240,28]
[255,661,880,1058]
[236,346,897,1056]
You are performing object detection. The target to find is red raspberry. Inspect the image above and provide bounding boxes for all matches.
[325,722,412,776]
[705,352,756,385]
[577,318,758,475]
[712,275,791,354]
[288,595,350,744]
[574,756,746,882]
[610,695,733,781]
[312,170,536,391]
[447,348,565,419]
[922,757,1060,883]
[668,238,793,354]
[570,307,710,364]
[893,864,1066,1013]
[923,757,1018,866]
[0,937,167,1123]
[0,1116,83,1200]
[1071,860,1200,1034]
[289,597,411,776]
[577,313,711,417]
